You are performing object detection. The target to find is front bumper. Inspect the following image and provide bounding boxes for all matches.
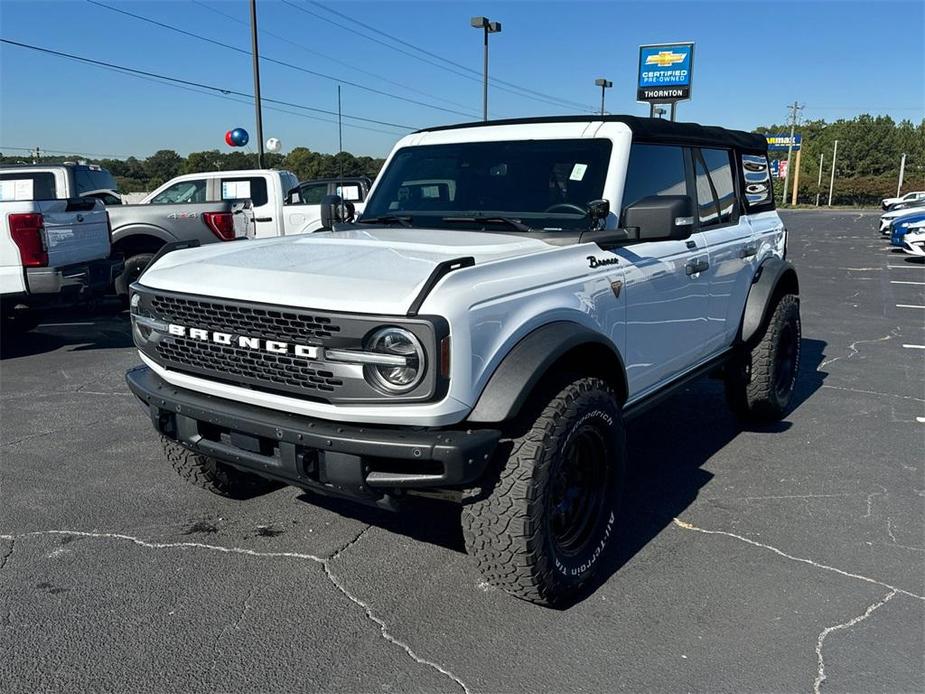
[126,365,500,509]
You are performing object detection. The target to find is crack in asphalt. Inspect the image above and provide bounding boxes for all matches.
[813,589,897,694]
[0,529,472,694]
[0,417,110,448]
[0,536,13,571]
[820,384,925,403]
[671,519,924,601]
[819,329,900,369]
[862,486,886,519]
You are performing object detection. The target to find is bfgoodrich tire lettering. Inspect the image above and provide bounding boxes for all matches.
[725,293,801,422]
[161,436,281,499]
[461,376,625,606]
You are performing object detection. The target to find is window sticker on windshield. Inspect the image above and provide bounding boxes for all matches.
[0,179,34,201]
[222,181,251,199]
[570,163,588,181]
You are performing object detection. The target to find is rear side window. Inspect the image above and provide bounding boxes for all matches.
[299,183,329,205]
[151,179,207,204]
[0,172,57,200]
[221,177,268,207]
[621,144,688,211]
[741,153,774,210]
[694,148,737,227]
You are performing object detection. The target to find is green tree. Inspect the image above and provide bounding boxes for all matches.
[143,149,183,183]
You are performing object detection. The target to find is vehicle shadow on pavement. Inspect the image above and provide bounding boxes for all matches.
[0,309,132,360]
[291,337,827,608]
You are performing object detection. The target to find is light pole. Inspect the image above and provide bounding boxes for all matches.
[594,78,612,116]
[249,0,265,168]
[470,16,501,121]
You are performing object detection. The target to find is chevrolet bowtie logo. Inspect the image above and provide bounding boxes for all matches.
[646,51,686,67]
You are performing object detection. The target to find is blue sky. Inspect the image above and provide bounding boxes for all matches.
[1,0,923,159]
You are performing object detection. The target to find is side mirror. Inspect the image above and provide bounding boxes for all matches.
[621,195,694,242]
[320,195,356,230]
[587,199,610,228]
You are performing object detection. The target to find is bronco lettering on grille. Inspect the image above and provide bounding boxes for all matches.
[167,323,320,359]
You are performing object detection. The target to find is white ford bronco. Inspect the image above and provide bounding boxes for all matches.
[126,116,799,606]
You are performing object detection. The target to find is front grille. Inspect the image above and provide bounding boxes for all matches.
[151,294,341,343]
[156,337,343,393]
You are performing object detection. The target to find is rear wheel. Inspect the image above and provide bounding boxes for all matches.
[1,308,39,336]
[725,293,801,422]
[115,252,156,297]
[161,437,281,499]
[461,376,625,606]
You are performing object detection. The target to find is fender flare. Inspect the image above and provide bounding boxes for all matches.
[111,224,176,248]
[467,321,627,424]
[739,257,800,346]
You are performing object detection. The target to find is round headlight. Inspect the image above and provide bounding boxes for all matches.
[364,327,425,394]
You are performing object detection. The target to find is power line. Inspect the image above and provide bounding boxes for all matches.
[0,38,417,131]
[1,145,135,159]
[84,0,479,120]
[303,0,598,113]
[190,0,473,113]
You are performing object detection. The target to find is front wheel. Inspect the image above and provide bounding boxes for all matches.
[725,293,801,422]
[461,376,625,606]
[161,437,281,499]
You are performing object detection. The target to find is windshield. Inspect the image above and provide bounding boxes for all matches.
[361,139,612,231]
[74,167,117,196]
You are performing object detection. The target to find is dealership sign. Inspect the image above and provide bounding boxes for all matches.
[766,134,802,151]
[637,43,694,103]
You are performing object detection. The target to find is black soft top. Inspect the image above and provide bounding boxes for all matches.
[415,115,767,153]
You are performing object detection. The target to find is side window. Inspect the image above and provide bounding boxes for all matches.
[335,183,363,202]
[299,183,328,205]
[741,153,773,210]
[701,149,736,224]
[694,153,719,226]
[221,177,268,207]
[620,144,688,211]
[150,179,206,204]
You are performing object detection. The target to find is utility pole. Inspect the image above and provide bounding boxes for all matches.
[827,139,838,207]
[897,153,907,197]
[250,0,265,168]
[594,78,612,116]
[471,17,501,121]
[815,153,824,206]
[337,85,344,184]
[780,101,803,207]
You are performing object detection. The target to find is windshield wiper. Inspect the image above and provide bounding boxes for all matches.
[356,214,413,228]
[440,215,533,232]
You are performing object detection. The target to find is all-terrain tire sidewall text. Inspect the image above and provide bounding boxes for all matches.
[462,376,625,606]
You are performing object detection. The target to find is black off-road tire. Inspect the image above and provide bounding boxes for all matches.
[115,252,155,298]
[1,309,40,336]
[161,437,281,499]
[461,376,625,607]
[725,293,801,422]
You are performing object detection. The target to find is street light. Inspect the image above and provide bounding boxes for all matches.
[594,78,612,116]
[653,106,667,119]
[471,16,501,121]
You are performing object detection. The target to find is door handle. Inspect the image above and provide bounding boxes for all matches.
[255,217,273,222]
[685,258,709,276]
[739,243,758,258]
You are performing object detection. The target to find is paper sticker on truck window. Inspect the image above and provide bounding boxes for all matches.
[336,184,361,201]
[0,179,34,201]
[222,180,251,199]
[569,163,588,181]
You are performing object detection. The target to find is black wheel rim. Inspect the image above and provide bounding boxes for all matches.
[774,322,798,400]
[547,424,611,556]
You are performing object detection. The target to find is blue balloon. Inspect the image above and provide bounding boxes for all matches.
[230,128,249,147]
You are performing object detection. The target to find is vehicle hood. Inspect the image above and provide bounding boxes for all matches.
[139,227,555,314]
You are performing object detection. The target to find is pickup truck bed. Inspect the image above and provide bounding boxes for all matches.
[108,200,253,294]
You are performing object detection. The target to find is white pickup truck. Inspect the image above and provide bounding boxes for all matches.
[143,170,368,238]
[1,165,121,333]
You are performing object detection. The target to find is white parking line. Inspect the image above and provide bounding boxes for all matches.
[902,344,925,350]
[896,304,925,309]
[918,417,925,424]
[891,280,925,286]
[888,265,925,269]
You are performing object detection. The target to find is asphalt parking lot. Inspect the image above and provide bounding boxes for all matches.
[1,209,922,693]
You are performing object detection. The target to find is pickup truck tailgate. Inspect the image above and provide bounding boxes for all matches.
[39,198,110,266]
